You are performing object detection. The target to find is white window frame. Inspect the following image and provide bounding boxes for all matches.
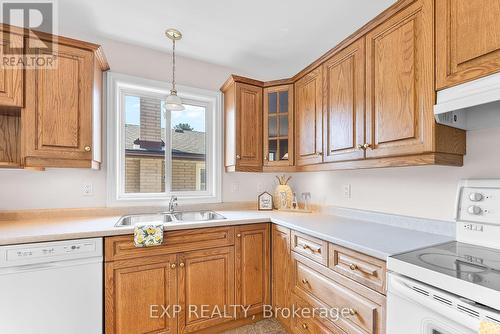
[106,72,222,206]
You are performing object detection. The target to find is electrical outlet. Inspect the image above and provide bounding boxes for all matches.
[342,184,351,199]
[83,183,94,196]
[231,182,239,193]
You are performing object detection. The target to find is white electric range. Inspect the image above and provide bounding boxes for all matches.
[387,179,500,334]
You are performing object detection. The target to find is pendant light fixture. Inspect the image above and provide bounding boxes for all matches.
[165,28,185,111]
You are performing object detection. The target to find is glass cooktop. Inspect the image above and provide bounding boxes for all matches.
[393,241,500,292]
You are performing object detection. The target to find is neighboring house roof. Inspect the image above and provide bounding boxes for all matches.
[125,124,205,157]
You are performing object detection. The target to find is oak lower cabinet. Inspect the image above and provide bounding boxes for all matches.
[235,224,270,317]
[178,247,235,333]
[295,67,323,166]
[22,34,109,169]
[271,225,292,330]
[105,255,179,334]
[274,225,387,334]
[436,0,500,89]
[105,224,270,334]
[222,76,263,172]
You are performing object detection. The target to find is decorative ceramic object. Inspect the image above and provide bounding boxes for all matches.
[274,175,293,210]
[258,191,273,211]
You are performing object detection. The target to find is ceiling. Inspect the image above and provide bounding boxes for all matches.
[58,0,396,80]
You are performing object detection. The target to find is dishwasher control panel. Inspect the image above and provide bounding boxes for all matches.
[0,238,103,267]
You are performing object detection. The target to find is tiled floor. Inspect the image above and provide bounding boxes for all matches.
[221,319,288,334]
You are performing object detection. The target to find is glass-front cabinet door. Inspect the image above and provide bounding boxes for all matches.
[263,85,294,168]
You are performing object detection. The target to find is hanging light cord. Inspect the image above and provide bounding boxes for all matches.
[172,38,176,93]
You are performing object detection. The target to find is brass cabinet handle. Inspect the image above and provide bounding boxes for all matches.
[348,308,357,316]
[301,278,309,285]
[236,154,241,159]
[179,262,185,268]
[301,323,308,330]
[84,146,91,152]
[237,233,241,238]
[170,263,177,269]
[302,244,320,254]
[357,144,371,151]
[349,263,358,271]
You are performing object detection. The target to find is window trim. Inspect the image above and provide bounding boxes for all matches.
[106,72,222,206]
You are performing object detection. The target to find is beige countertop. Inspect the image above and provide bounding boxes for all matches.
[0,208,453,260]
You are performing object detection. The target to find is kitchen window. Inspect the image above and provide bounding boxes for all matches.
[106,73,222,205]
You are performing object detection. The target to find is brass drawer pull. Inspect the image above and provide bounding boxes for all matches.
[301,323,308,330]
[348,308,357,316]
[84,146,91,152]
[349,263,358,270]
[170,263,177,269]
[301,278,309,285]
[301,243,321,254]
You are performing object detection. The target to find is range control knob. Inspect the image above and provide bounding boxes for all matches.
[468,205,483,215]
[469,193,484,202]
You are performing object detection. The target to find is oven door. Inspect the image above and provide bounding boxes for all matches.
[387,273,478,334]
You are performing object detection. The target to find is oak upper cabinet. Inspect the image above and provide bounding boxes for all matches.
[295,67,323,166]
[365,0,434,158]
[436,0,500,89]
[222,76,263,172]
[177,247,235,333]
[22,36,109,168]
[323,38,365,163]
[263,85,294,168]
[235,224,270,318]
[271,224,292,330]
[105,255,178,334]
[0,27,23,107]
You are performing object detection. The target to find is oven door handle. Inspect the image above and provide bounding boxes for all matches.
[389,274,480,331]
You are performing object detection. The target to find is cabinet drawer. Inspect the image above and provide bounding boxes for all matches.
[105,226,235,262]
[293,254,385,334]
[328,244,386,294]
[291,295,345,334]
[291,230,328,265]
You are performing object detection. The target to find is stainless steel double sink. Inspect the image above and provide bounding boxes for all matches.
[115,210,226,227]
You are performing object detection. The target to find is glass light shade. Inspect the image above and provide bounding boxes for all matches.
[165,91,185,111]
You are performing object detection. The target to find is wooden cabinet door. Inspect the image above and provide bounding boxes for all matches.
[436,0,500,89]
[263,85,294,167]
[23,40,94,165]
[105,255,178,334]
[235,224,270,317]
[177,247,235,333]
[323,38,365,163]
[271,224,292,329]
[295,67,323,166]
[365,0,434,158]
[235,83,263,170]
[0,30,23,107]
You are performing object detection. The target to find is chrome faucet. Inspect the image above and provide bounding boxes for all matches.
[168,196,178,213]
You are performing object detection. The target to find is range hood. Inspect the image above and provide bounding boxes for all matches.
[434,72,500,130]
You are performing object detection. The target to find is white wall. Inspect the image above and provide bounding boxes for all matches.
[0,34,499,222]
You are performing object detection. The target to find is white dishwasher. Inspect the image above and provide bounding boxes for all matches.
[0,238,103,334]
